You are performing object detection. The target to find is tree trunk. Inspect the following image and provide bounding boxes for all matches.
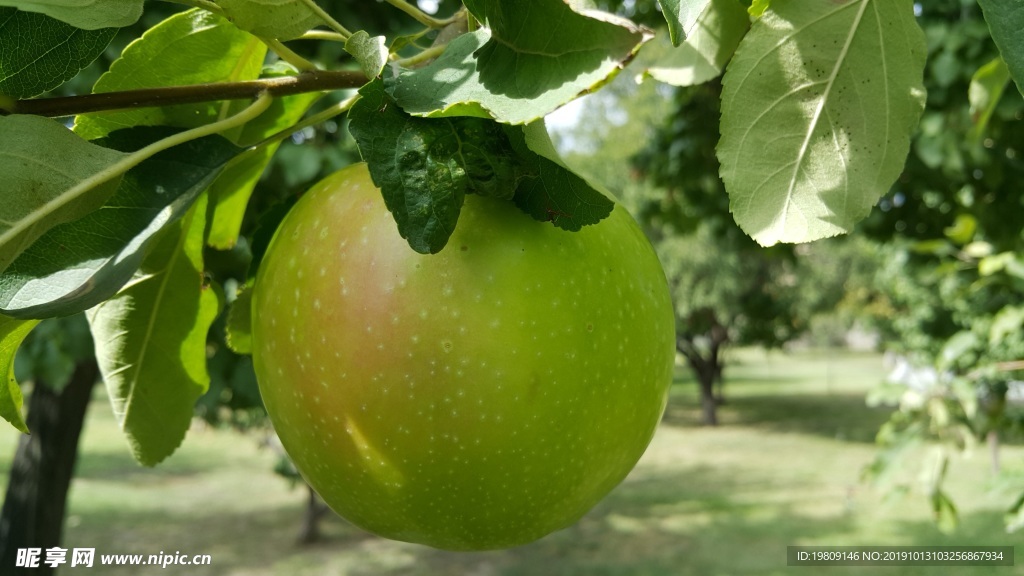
[296,483,328,544]
[713,361,726,405]
[678,335,723,427]
[0,360,98,575]
[682,349,719,426]
[988,429,1000,476]
[699,373,719,426]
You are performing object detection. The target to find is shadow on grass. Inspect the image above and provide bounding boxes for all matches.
[74,450,207,481]
[663,391,894,444]
[364,468,1015,576]
[65,494,378,573]
[61,460,1019,576]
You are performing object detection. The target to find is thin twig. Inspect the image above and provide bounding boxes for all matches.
[261,37,319,72]
[297,30,349,42]
[296,0,353,40]
[383,0,457,28]
[7,71,368,118]
[254,93,360,149]
[394,43,447,68]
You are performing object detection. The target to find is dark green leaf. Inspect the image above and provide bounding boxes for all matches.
[659,0,710,46]
[0,314,37,433]
[977,0,1024,96]
[349,79,519,253]
[390,1,649,124]
[0,127,240,319]
[0,7,115,98]
[86,193,220,467]
[0,0,142,29]
[505,122,613,232]
[0,114,126,275]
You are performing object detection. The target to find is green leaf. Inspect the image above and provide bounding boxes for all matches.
[0,127,240,319]
[0,7,115,98]
[990,306,1024,346]
[0,314,37,433]
[942,213,976,245]
[718,0,927,246]
[0,0,142,29]
[350,80,614,252]
[1007,491,1024,533]
[967,57,1012,144]
[86,193,220,467]
[225,282,253,355]
[642,0,749,87]
[12,314,92,392]
[931,490,958,534]
[390,2,649,125]
[0,114,127,275]
[207,73,322,250]
[977,0,1024,96]
[937,330,978,371]
[345,30,388,79]
[73,8,267,140]
[659,0,711,46]
[506,122,614,231]
[348,79,519,254]
[216,0,324,41]
[747,0,769,18]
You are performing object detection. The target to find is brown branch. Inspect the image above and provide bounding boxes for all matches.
[5,70,369,118]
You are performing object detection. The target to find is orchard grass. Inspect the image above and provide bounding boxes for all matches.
[1,348,1021,575]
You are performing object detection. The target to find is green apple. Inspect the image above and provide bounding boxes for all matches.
[251,163,674,550]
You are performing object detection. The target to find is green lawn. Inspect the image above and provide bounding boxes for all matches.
[2,348,1022,575]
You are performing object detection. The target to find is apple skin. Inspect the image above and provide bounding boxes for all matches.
[251,163,674,550]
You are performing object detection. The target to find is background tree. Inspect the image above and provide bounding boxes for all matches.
[851,0,1024,531]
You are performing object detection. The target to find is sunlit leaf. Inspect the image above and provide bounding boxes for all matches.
[642,0,748,87]
[217,0,324,41]
[391,1,649,125]
[718,0,927,246]
[206,71,322,249]
[225,282,253,355]
[0,314,38,433]
[0,0,142,29]
[73,8,266,140]
[658,0,710,46]
[87,194,220,466]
